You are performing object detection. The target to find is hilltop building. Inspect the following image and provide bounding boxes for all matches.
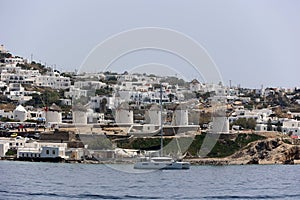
[35,71,71,89]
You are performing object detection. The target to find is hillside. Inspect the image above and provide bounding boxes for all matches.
[187,136,300,165]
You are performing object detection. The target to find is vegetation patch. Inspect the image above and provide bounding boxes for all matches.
[116,133,266,158]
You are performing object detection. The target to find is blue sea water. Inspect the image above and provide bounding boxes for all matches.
[0,161,299,199]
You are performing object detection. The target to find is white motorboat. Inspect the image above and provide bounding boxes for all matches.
[134,156,190,170]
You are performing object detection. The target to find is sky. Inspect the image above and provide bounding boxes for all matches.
[1,0,300,88]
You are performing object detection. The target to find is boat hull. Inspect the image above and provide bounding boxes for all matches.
[134,161,190,170]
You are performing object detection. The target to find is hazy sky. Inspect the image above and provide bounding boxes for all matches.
[1,0,300,88]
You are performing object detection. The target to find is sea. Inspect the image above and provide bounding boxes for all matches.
[0,161,299,200]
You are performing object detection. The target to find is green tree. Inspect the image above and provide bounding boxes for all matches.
[231,118,257,130]
[25,89,61,108]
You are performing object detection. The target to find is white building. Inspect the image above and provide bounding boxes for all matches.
[64,86,88,99]
[229,108,273,124]
[189,79,201,92]
[17,142,68,159]
[255,124,277,132]
[35,71,71,89]
[0,141,10,157]
[90,96,115,111]
[13,105,28,122]
[0,109,14,119]
[0,44,7,53]
[0,67,38,84]
[74,81,106,89]
[4,57,25,65]
[282,119,300,135]
[4,83,39,103]
[60,99,72,106]
[3,137,27,149]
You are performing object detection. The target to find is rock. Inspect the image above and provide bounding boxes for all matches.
[247,157,259,164]
[187,137,300,165]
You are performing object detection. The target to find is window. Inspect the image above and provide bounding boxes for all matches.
[52,150,56,155]
[46,150,49,154]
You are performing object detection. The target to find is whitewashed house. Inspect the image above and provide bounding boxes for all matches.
[0,44,7,53]
[7,137,27,149]
[0,109,14,119]
[282,119,300,135]
[18,142,68,159]
[90,96,115,111]
[35,71,71,89]
[4,57,25,65]
[74,81,106,89]
[64,86,88,99]
[190,79,201,92]
[60,98,72,106]
[255,124,277,132]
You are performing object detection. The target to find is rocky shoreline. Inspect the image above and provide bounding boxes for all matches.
[186,137,300,165]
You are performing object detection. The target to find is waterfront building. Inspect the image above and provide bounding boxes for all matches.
[17,142,68,159]
[0,141,10,157]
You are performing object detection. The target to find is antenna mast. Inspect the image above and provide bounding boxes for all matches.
[160,84,163,156]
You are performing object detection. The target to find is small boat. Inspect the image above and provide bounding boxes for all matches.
[134,156,190,170]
